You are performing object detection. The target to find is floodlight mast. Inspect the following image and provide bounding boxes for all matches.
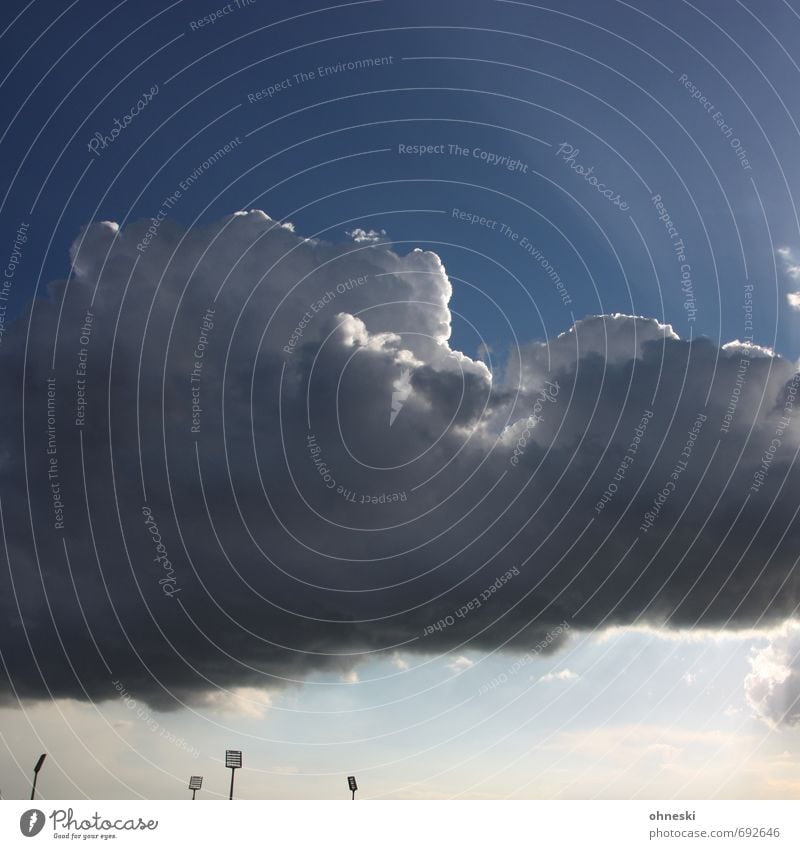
[188,775,203,800]
[347,775,358,801]
[30,754,46,801]
[226,750,242,800]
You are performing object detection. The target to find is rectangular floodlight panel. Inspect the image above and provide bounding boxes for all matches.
[226,750,242,769]
[347,776,358,792]
[189,776,203,790]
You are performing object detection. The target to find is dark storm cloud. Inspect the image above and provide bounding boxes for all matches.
[1,211,799,710]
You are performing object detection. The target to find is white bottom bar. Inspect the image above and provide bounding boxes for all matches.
[3,800,798,848]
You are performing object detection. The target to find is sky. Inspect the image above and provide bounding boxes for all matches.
[1,0,800,800]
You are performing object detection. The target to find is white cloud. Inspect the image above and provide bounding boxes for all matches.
[196,686,272,719]
[347,227,386,243]
[341,670,360,684]
[390,653,410,671]
[787,292,800,311]
[778,247,800,280]
[538,668,578,683]
[508,313,680,395]
[745,621,800,727]
[593,623,791,645]
[721,339,775,357]
[776,248,800,310]
[447,656,474,674]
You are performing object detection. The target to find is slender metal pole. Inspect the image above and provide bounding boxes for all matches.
[351,788,355,801]
[192,788,197,801]
[31,754,46,801]
[229,768,236,800]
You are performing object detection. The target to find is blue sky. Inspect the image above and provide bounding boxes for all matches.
[5,0,800,355]
[2,0,800,801]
